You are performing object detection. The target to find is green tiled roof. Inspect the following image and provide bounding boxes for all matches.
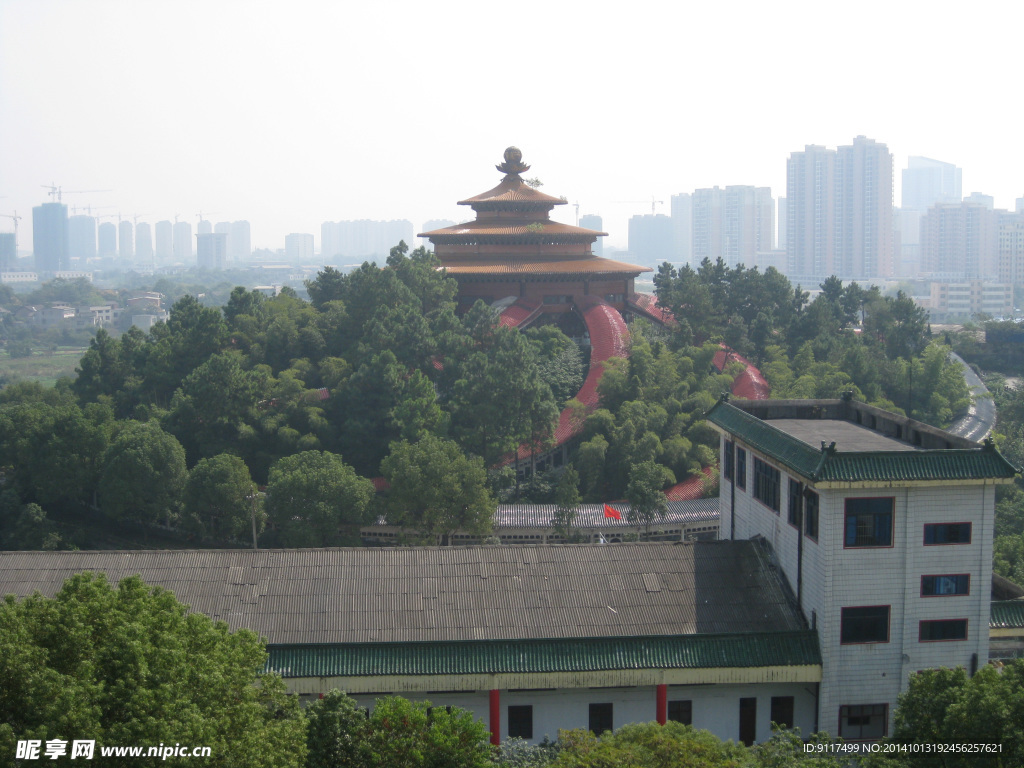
[266,631,821,678]
[991,600,1024,629]
[706,401,1017,484]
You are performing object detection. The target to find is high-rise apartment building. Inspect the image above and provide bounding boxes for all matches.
[321,220,415,263]
[285,233,315,261]
[787,138,893,280]
[118,219,134,260]
[627,213,673,266]
[579,215,604,256]
[229,221,251,262]
[173,221,193,261]
[197,219,212,235]
[1017,197,1024,214]
[777,197,787,251]
[834,136,893,278]
[692,186,774,267]
[901,156,961,211]
[32,202,69,272]
[98,222,117,257]
[136,222,153,263]
[669,193,692,265]
[68,215,97,262]
[155,221,173,261]
[786,145,835,279]
[998,211,1024,285]
[0,233,16,271]
[196,232,227,270]
[920,201,999,280]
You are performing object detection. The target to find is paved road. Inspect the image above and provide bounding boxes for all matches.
[947,352,996,442]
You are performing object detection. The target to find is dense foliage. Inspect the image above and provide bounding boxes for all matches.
[0,573,306,768]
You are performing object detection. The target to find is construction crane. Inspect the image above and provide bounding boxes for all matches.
[573,201,580,226]
[1,211,21,249]
[40,184,111,203]
[612,197,665,215]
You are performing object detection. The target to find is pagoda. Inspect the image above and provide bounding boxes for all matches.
[420,147,651,317]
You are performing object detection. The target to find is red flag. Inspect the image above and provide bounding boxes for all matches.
[604,504,622,520]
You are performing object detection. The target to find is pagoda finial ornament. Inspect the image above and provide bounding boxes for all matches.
[496,146,530,176]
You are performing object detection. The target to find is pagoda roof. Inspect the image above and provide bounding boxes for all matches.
[439,256,651,277]
[419,220,608,239]
[458,174,567,207]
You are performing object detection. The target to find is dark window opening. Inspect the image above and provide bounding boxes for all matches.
[770,696,794,729]
[736,448,747,490]
[589,703,613,735]
[805,490,819,540]
[923,522,972,545]
[508,705,533,739]
[921,574,970,596]
[668,700,692,726]
[919,619,968,642]
[841,605,890,644]
[724,440,734,481]
[839,704,887,740]
[844,497,893,547]
[739,697,757,746]
[753,457,781,512]
[788,479,803,527]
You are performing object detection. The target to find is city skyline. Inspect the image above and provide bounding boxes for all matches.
[2,1,1022,251]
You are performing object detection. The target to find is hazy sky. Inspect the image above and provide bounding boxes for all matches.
[2,0,1022,251]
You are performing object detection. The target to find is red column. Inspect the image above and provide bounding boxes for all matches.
[656,684,668,725]
[489,689,500,745]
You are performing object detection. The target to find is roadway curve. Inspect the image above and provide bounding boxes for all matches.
[947,352,996,442]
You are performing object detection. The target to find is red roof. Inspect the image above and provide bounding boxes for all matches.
[439,257,651,277]
[664,466,716,501]
[712,346,770,401]
[627,292,677,326]
[457,175,567,207]
[498,298,542,328]
[421,220,606,239]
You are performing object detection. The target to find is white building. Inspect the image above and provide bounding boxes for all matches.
[285,232,314,261]
[708,396,1016,739]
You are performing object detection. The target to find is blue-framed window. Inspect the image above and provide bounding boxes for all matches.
[844,498,893,548]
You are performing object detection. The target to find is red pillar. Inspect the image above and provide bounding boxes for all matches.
[656,684,668,725]
[489,689,500,745]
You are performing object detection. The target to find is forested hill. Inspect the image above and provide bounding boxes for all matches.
[0,249,972,551]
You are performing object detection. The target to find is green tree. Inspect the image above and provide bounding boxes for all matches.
[625,460,672,535]
[886,663,1024,767]
[553,466,583,542]
[265,450,374,547]
[305,689,368,768]
[97,420,187,526]
[360,696,492,768]
[183,454,262,542]
[381,436,495,545]
[0,573,306,768]
[551,722,748,767]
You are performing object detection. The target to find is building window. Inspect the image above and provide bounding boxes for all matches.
[923,522,972,545]
[844,498,893,548]
[840,605,890,644]
[805,490,819,540]
[508,705,533,739]
[753,458,781,512]
[723,440,734,481]
[668,700,692,726]
[919,619,968,642]
[921,574,970,597]
[589,703,613,735]
[839,704,887,740]
[736,447,747,490]
[770,696,794,729]
[739,697,757,746]
[788,479,803,528]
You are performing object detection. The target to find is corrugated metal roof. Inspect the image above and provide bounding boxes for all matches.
[705,400,1017,483]
[0,540,804,646]
[990,600,1024,629]
[266,631,821,678]
[492,499,718,528]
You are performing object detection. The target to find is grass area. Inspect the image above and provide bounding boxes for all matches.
[0,347,88,386]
